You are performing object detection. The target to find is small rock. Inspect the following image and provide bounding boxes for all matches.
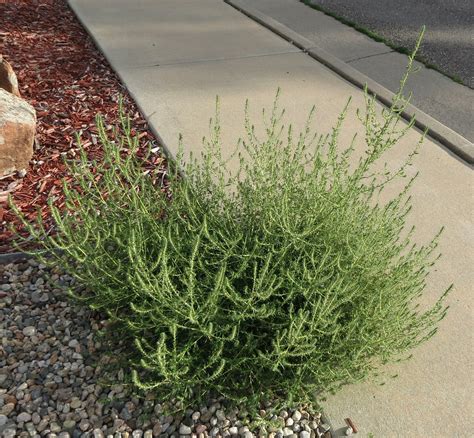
[70,398,81,409]
[179,424,192,435]
[195,424,207,434]
[152,422,162,436]
[299,432,310,438]
[120,402,135,421]
[79,418,90,431]
[63,420,76,430]
[308,421,318,430]
[0,88,36,176]
[56,388,73,402]
[25,422,37,436]
[200,411,213,422]
[291,411,302,422]
[0,403,15,416]
[37,419,49,432]
[93,429,105,438]
[318,423,331,434]
[31,413,41,425]
[0,56,20,97]
[215,410,226,422]
[17,412,32,423]
[50,422,61,433]
[22,326,36,336]
[117,369,125,381]
[2,428,16,438]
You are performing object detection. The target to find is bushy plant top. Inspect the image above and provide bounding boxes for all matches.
[13,38,450,411]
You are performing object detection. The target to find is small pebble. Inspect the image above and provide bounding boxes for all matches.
[17,412,32,423]
[292,411,302,422]
[22,326,36,336]
[179,424,193,435]
[93,429,105,438]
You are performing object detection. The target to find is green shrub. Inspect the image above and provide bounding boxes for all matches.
[13,45,449,410]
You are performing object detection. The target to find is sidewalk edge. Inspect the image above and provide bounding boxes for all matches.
[224,0,474,165]
[66,0,177,167]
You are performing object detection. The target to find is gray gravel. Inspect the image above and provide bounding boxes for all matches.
[0,259,328,438]
[308,0,474,87]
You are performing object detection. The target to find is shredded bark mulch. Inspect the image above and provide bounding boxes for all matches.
[0,0,167,253]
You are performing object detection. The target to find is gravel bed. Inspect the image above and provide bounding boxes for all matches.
[0,260,328,438]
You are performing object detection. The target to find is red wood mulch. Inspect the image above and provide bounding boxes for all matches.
[0,0,167,253]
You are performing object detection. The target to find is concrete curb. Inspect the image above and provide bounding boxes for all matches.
[224,0,474,164]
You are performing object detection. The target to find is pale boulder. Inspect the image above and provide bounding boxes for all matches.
[0,55,20,97]
[0,88,36,176]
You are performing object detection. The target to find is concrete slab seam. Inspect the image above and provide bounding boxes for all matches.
[345,50,395,63]
[135,49,304,69]
[224,0,474,164]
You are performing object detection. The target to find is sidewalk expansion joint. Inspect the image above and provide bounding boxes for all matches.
[345,50,395,64]
[132,50,303,69]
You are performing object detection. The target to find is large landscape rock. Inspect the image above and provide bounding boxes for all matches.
[0,55,20,97]
[0,88,36,176]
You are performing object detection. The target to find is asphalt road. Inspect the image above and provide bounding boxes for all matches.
[307,0,473,87]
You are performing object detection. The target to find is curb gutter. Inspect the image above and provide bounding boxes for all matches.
[224,0,474,165]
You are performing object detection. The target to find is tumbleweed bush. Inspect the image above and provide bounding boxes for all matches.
[14,43,450,410]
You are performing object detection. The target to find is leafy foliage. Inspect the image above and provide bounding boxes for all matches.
[13,41,450,410]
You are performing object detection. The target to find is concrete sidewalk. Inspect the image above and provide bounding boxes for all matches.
[232,0,474,145]
[68,0,473,436]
